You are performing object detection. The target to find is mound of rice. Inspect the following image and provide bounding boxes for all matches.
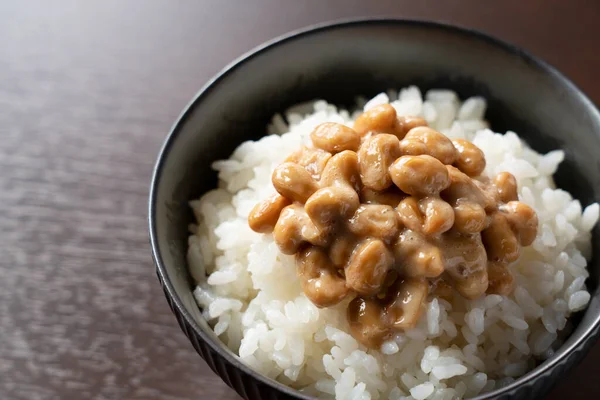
[187,87,598,400]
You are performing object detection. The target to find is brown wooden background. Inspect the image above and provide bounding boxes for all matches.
[1,1,600,399]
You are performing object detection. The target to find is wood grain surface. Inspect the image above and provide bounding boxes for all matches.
[1,1,600,399]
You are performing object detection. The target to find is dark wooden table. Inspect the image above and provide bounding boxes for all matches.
[2,1,600,399]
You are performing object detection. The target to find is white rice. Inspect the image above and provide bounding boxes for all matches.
[187,86,598,400]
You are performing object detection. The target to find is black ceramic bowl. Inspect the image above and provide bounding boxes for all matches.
[149,19,600,400]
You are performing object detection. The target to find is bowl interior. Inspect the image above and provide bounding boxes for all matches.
[150,20,600,399]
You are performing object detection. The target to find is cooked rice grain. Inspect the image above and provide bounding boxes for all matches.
[188,86,598,400]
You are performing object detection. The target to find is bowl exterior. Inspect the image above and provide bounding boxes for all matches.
[149,18,600,400]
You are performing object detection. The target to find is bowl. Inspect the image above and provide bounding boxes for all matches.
[149,18,600,400]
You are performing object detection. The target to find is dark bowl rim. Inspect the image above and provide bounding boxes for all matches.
[149,17,600,400]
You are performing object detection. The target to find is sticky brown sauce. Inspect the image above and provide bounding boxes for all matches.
[248,104,538,348]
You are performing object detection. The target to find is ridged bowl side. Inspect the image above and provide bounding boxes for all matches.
[156,265,600,399]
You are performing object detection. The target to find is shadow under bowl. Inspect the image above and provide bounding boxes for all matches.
[149,18,600,400]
